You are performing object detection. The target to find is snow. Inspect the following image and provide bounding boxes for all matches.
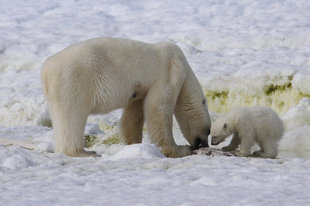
[109,144,165,160]
[282,98,310,131]
[1,0,310,205]
[1,147,310,205]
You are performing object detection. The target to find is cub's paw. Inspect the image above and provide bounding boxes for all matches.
[232,150,250,157]
[222,146,234,152]
[252,151,263,157]
[252,150,277,159]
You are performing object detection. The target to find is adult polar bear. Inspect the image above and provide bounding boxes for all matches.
[41,37,211,158]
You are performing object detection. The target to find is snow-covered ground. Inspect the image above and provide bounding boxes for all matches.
[1,0,310,205]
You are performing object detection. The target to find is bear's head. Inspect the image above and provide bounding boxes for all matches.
[175,96,211,150]
[210,120,232,145]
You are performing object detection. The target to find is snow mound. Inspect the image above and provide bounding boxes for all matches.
[109,144,165,160]
[282,98,310,130]
[36,142,54,153]
[2,154,36,170]
[279,126,310,153]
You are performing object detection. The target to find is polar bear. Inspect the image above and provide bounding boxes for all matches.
[41,37,211,158]
[210,106,284,158]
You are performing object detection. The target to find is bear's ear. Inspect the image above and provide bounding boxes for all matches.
[223,123,227,130]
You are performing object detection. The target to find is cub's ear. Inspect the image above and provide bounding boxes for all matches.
[223,123,227,130]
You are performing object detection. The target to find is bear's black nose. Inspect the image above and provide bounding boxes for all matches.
[206,128,210,136]
[193,137,208,150]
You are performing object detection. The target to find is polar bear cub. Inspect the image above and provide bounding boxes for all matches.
[41,37,211,158]
[210,106,284,158]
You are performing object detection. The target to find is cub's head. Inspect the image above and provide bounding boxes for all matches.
[210,119,232,145]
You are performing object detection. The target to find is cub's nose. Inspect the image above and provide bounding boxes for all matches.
[211,136,219,145]
[193,137,208,150]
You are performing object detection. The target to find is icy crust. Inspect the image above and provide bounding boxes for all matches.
[0,69,46,127]
[202,78,306,114]
[189,45,310,114]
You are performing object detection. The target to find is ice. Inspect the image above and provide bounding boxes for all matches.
[1,0,310,205]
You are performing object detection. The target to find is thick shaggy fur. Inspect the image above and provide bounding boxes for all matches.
[210,106,284,158]
[41,37,211,158]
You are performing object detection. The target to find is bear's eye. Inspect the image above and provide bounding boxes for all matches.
[202,99,206,105]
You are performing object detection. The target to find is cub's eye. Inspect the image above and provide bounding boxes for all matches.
[202,99,206,105]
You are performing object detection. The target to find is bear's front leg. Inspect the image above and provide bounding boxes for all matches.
[144,85,192,158]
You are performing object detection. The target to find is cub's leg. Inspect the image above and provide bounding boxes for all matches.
[120,98,144,144]
[144,84,191,158]
[222,134,241,152]
[256,139,278,158]
[234,135,255,157]
[252,139,264,157]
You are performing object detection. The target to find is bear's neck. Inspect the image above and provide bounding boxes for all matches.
[183,69,202,99]
[174,68,203,139]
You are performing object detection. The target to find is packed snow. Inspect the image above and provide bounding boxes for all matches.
[1,0,310,205]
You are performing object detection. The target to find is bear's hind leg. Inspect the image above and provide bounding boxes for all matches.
[120,98,144,144]
[47,75,97,157]
[50,102,96,157]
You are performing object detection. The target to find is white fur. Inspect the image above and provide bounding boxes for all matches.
[210,106,284,158]
[41,37,211,158]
